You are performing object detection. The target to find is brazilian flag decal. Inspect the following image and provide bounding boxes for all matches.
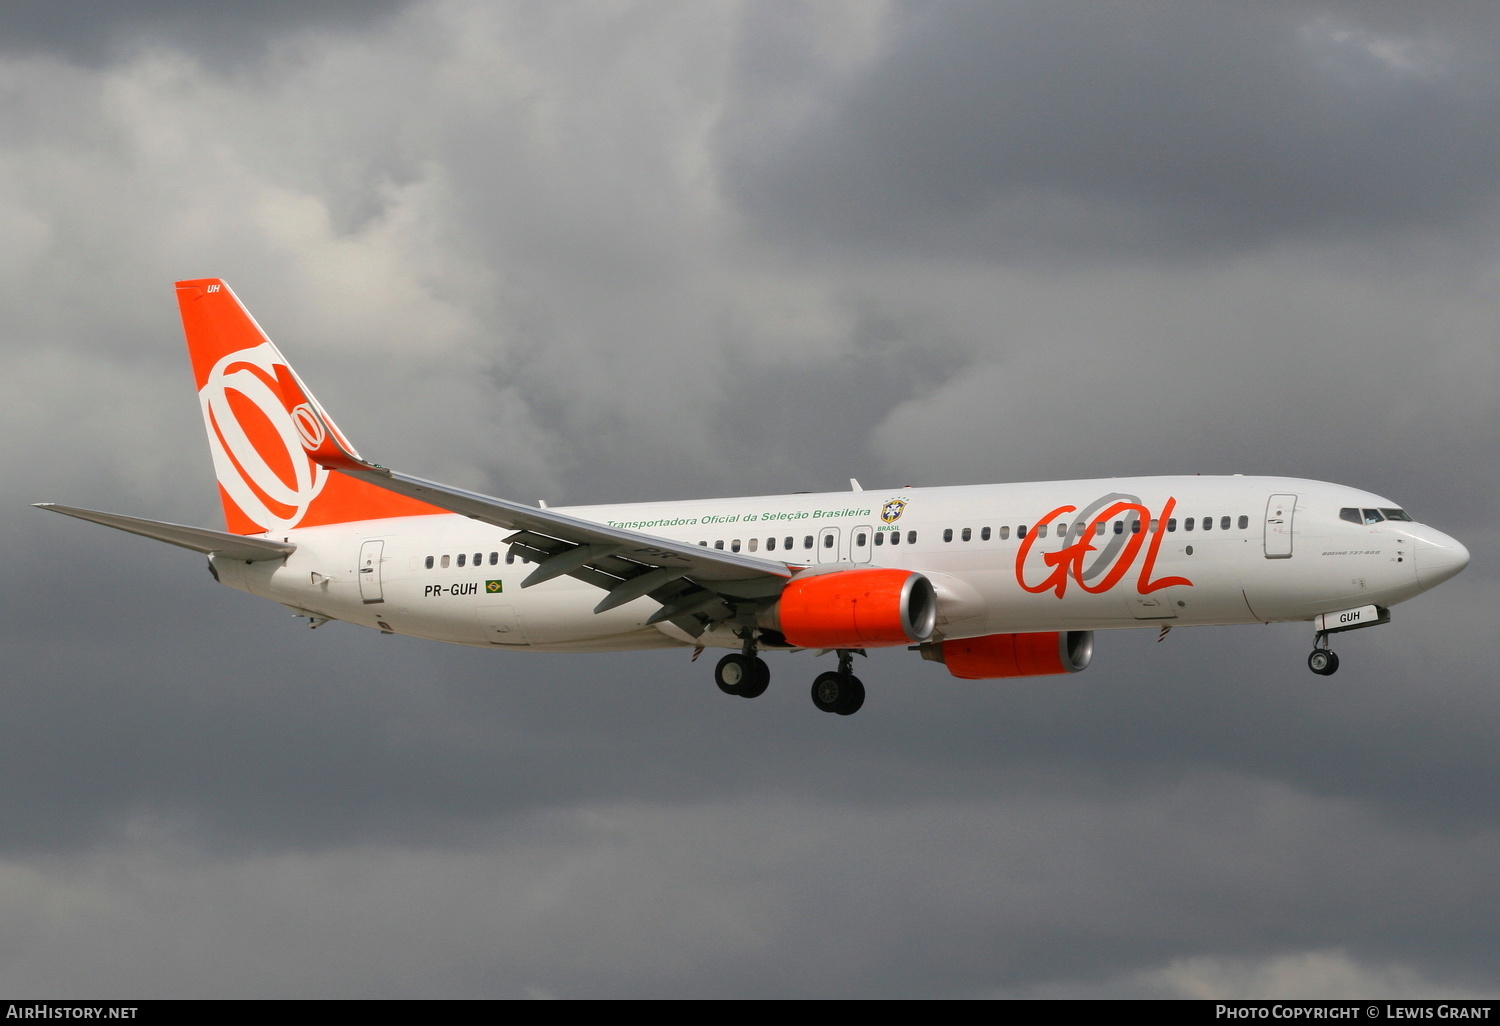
[485,580,503,594]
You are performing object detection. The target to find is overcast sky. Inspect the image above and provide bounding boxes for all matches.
[3,0,1498,998]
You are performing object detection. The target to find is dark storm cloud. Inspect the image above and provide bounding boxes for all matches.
[1,0,1496,998]
[0,1,412,66]
[726,0,1500,258]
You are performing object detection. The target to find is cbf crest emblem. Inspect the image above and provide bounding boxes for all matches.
[881,498,907,524]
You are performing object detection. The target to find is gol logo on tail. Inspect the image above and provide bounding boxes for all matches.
[199,342,329,531]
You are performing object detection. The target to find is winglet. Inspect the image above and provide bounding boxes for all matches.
[265,357,377,476]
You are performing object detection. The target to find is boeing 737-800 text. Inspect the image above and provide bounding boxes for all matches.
[37,280,1471,715]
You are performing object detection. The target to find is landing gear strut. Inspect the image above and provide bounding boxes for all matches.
[810,650,865,716]
[715,631,770,698]
[1304,604,1390,676]
[1307,633,1340,676]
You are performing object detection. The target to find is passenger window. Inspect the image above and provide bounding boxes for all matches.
[1237,516,1248,530]
[457,553,466,567]
[890,531,900,546]
[785,537,793,550]
[1114,521,1123,535]
[1185,518,1194,531]
[1095,522,1105,537]
[961,528,971,542]
[1131,520,1141,534]
[1167,519,1177,533]
[748,538,758,552]
[804,536,814,549]
[699,540,707,546]
[767,537,777,551]
[1202,517,1212,531]
[874,532,884,546]
[424,555,434,569]
[506,553,515,564]
[981,526,991,541]
[731,540,741,552]
[1149,519,1159,533]
[1363,509,1384,524]
[441,554,450,568]
[943,529,953,542]
[1018,525,1028,539]
[822,534,833,549]
[855,532,867,547]
[1219,517,1230,531]
[907,531,916,544]
[715,540,724,550]
[999,526,1010,540]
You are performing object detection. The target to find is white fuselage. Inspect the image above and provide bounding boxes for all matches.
[209,475,1465,653]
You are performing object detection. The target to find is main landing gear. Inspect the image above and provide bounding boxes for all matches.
[715,630,769,699]
[714,652,770,698]
[1308,633,1340,676]
[810,650,864,716]
[711,637,866,714]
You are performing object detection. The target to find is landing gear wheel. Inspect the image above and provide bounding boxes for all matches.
[1307,649,1340,676]
[811,672,843,713]
[739,657,770,699]
[811,672,865,715]
[836,676,865,716]
[716,654,753,695]
[716,654,770,697]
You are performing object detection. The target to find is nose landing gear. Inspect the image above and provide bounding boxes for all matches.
[1307,646,1340,676]
[1307,627,1341,675]
[1305,605,1390,676]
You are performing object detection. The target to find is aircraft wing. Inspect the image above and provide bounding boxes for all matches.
[34,504,296,562]
[281,361,796,636]
[333,464,792,632]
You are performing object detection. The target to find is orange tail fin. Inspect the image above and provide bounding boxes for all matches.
[176,278,444,534]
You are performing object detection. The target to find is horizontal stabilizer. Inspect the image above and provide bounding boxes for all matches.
[34,504,296,562]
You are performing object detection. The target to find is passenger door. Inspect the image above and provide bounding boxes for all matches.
[1264,494,1296,559]
[358,539,385,603]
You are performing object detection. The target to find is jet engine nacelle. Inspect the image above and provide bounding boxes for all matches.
[919,631,1093,679]
[762,568,937,649]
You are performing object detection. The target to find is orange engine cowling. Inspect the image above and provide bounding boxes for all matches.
[920,631,1093,679]
[764,568,937,649]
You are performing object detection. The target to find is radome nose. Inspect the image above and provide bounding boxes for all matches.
[1413,528,1471,589]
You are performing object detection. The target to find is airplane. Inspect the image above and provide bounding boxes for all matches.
[36,279,1472,716]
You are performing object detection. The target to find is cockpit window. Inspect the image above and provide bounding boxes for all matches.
[1381,508,1414,522]
[1339,508,1361,525]
[1362,509,1384,525]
